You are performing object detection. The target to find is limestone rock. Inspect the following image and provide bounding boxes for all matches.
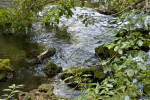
[18,84,57,100]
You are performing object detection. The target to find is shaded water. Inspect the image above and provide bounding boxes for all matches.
[0,34,50,94]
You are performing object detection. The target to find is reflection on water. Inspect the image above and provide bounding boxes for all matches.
[0,33,49,94]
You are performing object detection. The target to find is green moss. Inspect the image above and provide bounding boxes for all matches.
[0,59,12,81]
[0,59,11,71]
[44,62,62,77]
[38,84,57,99]
[38,84,54,93]
[95,45,115,59]
[84,2,99,8]
[94,72,105,80]
[144,84,150,95]
[45,62,60,72]
[0,72,6,80]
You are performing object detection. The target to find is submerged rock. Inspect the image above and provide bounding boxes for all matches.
[95,45,115,60]
[43,62,62,78]
[18,84,67,100]
[61,66,106,89]
[0,59,13,81]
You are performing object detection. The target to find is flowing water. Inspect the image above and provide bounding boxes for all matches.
[0,6,115,98]
[0,2,150,99]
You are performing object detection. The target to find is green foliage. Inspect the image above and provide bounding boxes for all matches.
[0,84,24,100]
[0,0,81,34]
[0,0,35,34]
[62,67,93,90]
[98,0,145,14]
[42,0,81,26]
[79,10,149,99]
[70,1,149,100]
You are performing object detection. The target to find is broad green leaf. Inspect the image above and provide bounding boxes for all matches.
[118,49,123,54]
[106,84,113,88]
[108,91,114,95]
[114,46,119,51]
[1,94,8,96]
[2,89,12,91]
[138,40,143,47]
[63,76,73,81]
[67,88,75,94]
[138,64,146,70]
[124,95,130,100]
[8,86,14,88]
[12,90,20,93]
[127,69,134,77]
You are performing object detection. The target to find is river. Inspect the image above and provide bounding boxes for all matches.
[0,1,149,99]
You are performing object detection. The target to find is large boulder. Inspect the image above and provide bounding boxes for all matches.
[43,62,62,78]
[0,59,13,81]
[61,66,106,89]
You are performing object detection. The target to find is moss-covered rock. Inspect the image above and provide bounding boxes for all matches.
[19,89,54,100]
[18,84,66,100]
[0,72,6,80]
[144,84,150,95]
[0,59,13,81]
[98,6,117,15]
[43,62,62,78]
[95,45,115,60]
[61,66,106,89]
[0,59,11,71]
[38,84,54,93]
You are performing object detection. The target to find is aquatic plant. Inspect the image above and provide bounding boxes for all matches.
[0,84,24,100]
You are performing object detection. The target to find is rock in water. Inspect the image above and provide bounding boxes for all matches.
[27,48,56,64]
[43,62,62,78]
[0,59,13,81]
